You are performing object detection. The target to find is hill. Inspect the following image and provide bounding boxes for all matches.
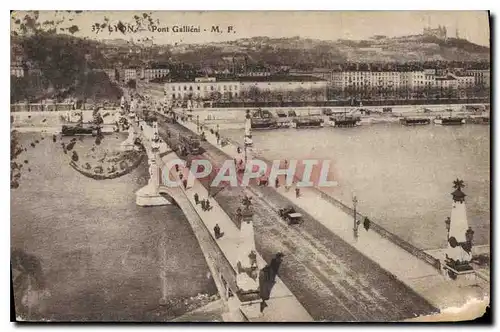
[169,35,489,68]
[11,33,122,103]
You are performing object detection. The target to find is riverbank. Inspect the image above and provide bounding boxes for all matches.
[167,103,487,130]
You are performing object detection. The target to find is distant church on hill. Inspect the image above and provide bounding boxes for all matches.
[423,25,448,41]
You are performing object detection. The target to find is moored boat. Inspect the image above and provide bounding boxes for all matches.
[251,109,278,129]
[434,116,466,125]
[327,116,361,127]
[61,124,100,136]
[466,116,490,125]
[400,118,431,126]
[293,117,324,129]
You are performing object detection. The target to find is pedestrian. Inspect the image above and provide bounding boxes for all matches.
[363,217,371,231]
[183,179,187,189]
[295,187,300,198]
[194,193,199,205]
[214,224,222,239]
[205,199,212,211]
[275,177,279,188]
[201,199,206,211]
[237,147,241,154]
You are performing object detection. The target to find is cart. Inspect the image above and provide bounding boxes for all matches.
[278,206,303,225]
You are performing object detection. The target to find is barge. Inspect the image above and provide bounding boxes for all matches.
[61,124,101,136]
[292,117,324,129]
[400,118,431,126]
[251,117,278,129]
[434,116,466,125]
[327,116,361,127]
[251,109,278,129]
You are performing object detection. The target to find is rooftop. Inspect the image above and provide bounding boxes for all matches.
[238,75,326,82]
[166,75,327,83]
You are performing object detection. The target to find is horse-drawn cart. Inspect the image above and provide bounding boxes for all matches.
[278,206,303,225]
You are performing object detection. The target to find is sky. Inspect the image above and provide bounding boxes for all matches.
[11,10,491,47]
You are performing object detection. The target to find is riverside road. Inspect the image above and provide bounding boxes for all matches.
[156,117,438,321]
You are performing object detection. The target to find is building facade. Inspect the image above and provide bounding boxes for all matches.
[163,76,327,101]
[454,74,475,89]
[141,68,170,81]
[434,75,459,90]
[331,71,404,91]
[123,68,138,82]
[10,66,24,78]
[465,69,490,87]
[164,77,241,100]
[330,68,486,93]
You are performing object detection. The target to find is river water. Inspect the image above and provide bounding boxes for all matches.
[11,132,217,321]
[221,123,490,250]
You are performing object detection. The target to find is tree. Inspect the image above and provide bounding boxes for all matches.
[246,86,261,102]
[208,91,222,102]
[126,79,137,89]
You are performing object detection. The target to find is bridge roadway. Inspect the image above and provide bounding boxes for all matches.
[136,120,312,322]
[155,115,439,322]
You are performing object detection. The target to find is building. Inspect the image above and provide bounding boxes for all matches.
[141,68,170,81]
[434,74,458,90]
[10,66,24,78]
[123,68,138,82]
[163,75,327,101]
[453,74,475,89]
[465,69,490,87]
[423,25,447,40]
[164,77,240,100]
[331,70,403,91]
[239,76,327,94]
[407,69,436,90]
[289,68,332,81]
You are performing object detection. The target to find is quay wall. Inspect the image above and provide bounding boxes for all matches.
[174,103,488,124]
[11,110,121,128]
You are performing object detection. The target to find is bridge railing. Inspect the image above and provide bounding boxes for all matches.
[154,105,442,272]
[314,190,442,271]
[149,127,239,296]
[220,137,442,272]
[11,103,74,112]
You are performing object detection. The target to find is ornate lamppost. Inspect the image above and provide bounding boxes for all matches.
[352,194,359,240]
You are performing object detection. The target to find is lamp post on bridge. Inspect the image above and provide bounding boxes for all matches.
[352,194,359,240]
[196,115,200,133]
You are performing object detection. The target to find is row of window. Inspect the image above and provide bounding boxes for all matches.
[166,85,240,92]
[169,92,239,99]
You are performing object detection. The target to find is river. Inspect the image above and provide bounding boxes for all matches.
[221,123,490,250]
[11,132,218,321]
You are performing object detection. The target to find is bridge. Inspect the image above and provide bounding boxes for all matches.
[126,116,312,322]
[118,94,488,321]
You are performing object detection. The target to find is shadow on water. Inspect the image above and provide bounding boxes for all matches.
[11,248,49,320]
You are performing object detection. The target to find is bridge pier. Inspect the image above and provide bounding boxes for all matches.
[120,123,138,152]
[135,121,171,206]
